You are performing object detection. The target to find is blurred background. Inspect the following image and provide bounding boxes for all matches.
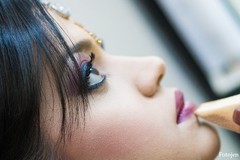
[49,0,240,159]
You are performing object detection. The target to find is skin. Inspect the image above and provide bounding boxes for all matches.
[233,108,240,125]
[41,11,220,160]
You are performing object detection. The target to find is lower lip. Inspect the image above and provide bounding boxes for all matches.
[175,90,196,124]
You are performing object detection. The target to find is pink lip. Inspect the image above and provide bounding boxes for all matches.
[175,90,196,124]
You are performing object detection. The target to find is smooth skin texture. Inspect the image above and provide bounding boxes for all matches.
[41,11,220,160]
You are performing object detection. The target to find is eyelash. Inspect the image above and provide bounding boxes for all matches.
[81,53,106,90]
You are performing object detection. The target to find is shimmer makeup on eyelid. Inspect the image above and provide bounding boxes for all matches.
[73,53,91,67]
[66,53,91,95]
[68,53,106,95]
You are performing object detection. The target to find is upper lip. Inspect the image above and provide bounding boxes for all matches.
[175,90,197,124]
[175,90,185,122]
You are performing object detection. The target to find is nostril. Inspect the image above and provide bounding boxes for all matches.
[157,74,163,85]
[135,56,166,97]
[155,58,166,84]
[139,83,158,97]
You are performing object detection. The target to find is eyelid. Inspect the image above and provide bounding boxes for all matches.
[71,53,92,68]
[66,51,105,95]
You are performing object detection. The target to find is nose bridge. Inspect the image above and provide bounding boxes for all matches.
[135,56,166,97]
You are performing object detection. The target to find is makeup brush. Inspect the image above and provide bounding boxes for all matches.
[195,94,240,133]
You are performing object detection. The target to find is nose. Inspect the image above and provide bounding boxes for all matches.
[105,55,166,97]
[135,56,166,97]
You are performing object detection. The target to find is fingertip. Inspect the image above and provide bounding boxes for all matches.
[233,108,240,125]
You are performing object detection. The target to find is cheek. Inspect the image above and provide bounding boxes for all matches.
[65,105,175,159]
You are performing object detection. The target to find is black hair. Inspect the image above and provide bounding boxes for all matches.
[0,0,89,159]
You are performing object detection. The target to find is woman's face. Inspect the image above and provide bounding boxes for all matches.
[41,11,220,160]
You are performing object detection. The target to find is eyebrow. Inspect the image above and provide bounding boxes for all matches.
[70,39,93,53]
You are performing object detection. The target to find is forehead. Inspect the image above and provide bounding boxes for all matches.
[48,10,92,46]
